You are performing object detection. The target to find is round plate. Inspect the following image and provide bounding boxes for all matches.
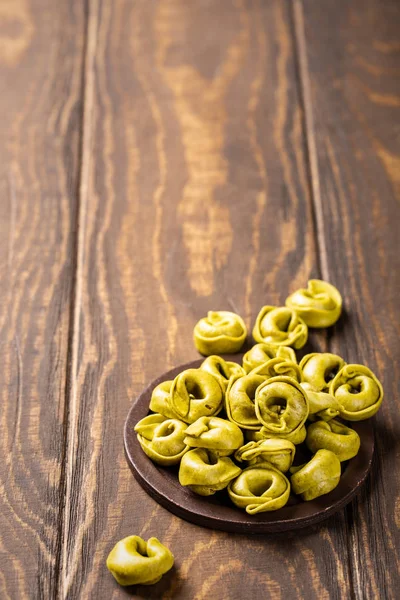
[124,356,374,533]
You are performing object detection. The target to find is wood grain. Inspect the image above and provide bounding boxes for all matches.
[295,0,400,598]
[0,1,85,598]
[58,0,357,598]
[1,0,398,597]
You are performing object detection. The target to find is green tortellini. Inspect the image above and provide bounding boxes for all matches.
[179,448,241,496]
[285,279,342,328]
[193,311,247,355]
[183,416,244,456]
[252,306,308,349]
[135,414,189,466]
[225,373,265,430]
[300,353,346,392]
[242,343,297,373]
[290,449,341,501]
[200,355,245,392]
[251,357,303,383]
[255,376,309,438]
[169,369,223,424]
[329,364,384,421]
[301,382,342,421]
[136,278,384,518]
[106,536,174,586]
[235,438,295,472]
[149,380,176,419]
[246,424,307,446]
[228,462,290,513]
[149,370,223,423]
[306,419,360,462]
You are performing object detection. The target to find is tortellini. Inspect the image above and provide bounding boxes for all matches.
[149,370,223,423]
[246,424,307,446]
[255,376,309,438]
[183,416,244,456]
[134,279,384,521]
[228,462,290,513]
[106,536,174,586]
[329,364,384,421]
[169,369,223,424]
[200,355,245,392]
[135,414,189,466]
[290,449,341,501]
[179,448,241,496]
[285,279,342,328]
[149,380,176,419]
[251,357,303,383]
[225,373,265,430]
[235,438,295,472]
[193,311,247,355]
[300,353,346,392]
[301,382,342,421]
[252,306,308,349]
[242,343,296,373]
[306,419,360,462]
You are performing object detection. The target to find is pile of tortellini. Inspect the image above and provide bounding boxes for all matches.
[134,280,383,514]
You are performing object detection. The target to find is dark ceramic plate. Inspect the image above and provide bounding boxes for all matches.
[124,356,374,533]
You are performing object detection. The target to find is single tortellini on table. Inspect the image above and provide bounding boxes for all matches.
[251,357,303,383]
[183,416,244,456]
[193,310,247,355]
[300,382,342,421]
[106,535,174,586]
[135,414,189,466]
[290,449,341,501]
[329,364,384,421]
[285,279,342,328]
[225,373,265,430]
[300,353,346,392]
[255,376,309,438]
[168,369,223,424]
[306,419,360,462]
[246,424,307,446]
[179,448,241,496]
[242,343,297,373]
[235,438,296,472]
[200,355,245,393]
[228,462,290,513]
[252,306,308,349]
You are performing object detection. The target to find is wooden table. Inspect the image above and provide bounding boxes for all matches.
[1,1,399,598]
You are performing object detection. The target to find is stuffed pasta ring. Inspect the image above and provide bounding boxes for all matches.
[228,462,290,513]
[135,414,189,466]
[285,279,342,328]
[255,376,309,438]
[329,364,383,420]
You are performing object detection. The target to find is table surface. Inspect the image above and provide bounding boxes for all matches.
[0,1,399,599]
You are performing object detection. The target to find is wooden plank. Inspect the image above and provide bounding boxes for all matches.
[0,1,85,598]
[295,0,400,597]
[59,0,361,598]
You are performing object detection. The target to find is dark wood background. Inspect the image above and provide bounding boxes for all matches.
[0,0,399,598]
